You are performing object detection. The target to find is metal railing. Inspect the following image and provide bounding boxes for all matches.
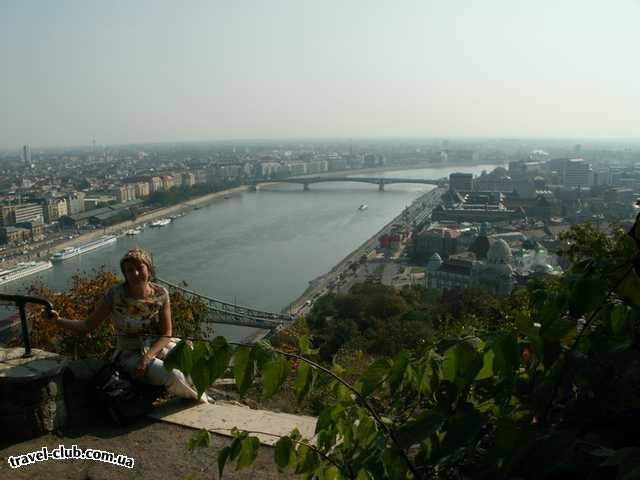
[0,294,52,358]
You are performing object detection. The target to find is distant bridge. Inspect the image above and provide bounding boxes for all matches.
[156,278,293,332]
[253,176,447,191]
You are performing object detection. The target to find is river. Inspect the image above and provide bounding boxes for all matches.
[1,164,500,341]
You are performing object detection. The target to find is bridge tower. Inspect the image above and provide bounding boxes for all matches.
[378,180,385,191]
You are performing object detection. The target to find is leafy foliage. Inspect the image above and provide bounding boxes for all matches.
[18,269,119,358]
[181,214,640,479]
[307,282,525,360]
[16,269,206,359]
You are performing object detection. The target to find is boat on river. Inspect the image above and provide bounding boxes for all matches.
[0,261,53,285]
[150,218,171,227]
[51,235,117,262]
[358,203,368,211]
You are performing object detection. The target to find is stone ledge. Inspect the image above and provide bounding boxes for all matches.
[0,348,67,383]
[0,347,69,442]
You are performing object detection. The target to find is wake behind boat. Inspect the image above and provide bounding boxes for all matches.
[51,235,117,262]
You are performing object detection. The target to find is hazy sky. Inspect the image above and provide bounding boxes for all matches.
[1,0,639,149]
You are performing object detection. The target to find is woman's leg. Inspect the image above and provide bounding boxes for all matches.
[117,351,201,401]
[144,357,201,400]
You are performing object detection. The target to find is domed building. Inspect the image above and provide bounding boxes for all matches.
[426,252,443,273]
[472,238,515,295]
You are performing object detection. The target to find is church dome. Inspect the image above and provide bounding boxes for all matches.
[426,252,443,272]
[487,239,512,264]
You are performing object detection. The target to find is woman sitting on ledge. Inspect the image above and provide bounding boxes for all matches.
[47,247,209,403]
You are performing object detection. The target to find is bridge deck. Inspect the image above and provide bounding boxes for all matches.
[156,278,293,331]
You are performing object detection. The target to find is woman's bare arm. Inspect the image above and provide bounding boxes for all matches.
[48,299,111,334]
[145,298,173,359]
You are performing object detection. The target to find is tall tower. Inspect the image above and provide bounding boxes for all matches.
[22,144,31,165]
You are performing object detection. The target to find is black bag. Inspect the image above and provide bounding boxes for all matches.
[91,360,162,427]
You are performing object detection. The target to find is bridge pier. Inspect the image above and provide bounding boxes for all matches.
[303,183,310,191]
[378,181,385,191]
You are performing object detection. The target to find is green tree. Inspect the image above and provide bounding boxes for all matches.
[179,214,640,479]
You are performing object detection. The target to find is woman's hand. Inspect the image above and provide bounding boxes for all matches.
[46,309,60,324]
[133,353,152,379]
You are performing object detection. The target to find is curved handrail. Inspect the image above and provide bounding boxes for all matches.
[0,294,53,358]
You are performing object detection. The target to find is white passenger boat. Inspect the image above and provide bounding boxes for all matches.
[125,228,141,236]
[358,203,368,211]
[51,235,117,262]
[0,261,53,286]
[150,218,171,227]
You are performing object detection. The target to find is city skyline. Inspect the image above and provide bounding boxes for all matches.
[2,1,640,149]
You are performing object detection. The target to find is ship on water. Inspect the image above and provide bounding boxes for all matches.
[150,218,171,227]
[51,235,117,263]
[358,203,368,211]
[0,261,53,286]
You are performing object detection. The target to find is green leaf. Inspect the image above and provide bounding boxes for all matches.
[621,466,640,480]
[332,381,353,402]
[229,436,243,458]
[396,411,444,448]
[289,428,302,442]
[570,276,604,316]
[541,317,574,343]
[251,342,273,369]
[316,405,343,434]
[295,444,320,474]
[475,349,495,380]
[262,356,290,398]
[275,436,295,470]
[382,447,408,479]
[358,358,390,397]
[188,429,210,451]
[356,470,373,480]
[516,315,538,337]
[163,340,193,376]
[297,335,318,355]
[442,341,483,389]
[236,436,260,470]
[191,357,211,399]
[601,447,640,467]
[233,346,254,396]
[388,350,409,395]
[294,361,316,402]
[611,304,629,336]
[616,269,640,307]
[440,406,484,454]
[218,446,231,478]
[493,333,519,378]
[355,415,377,448]
[208,336,233,382]
[191,341,209,365]
[317,465,341,480]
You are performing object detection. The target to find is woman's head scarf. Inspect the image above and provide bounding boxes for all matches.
[120,248,155,277]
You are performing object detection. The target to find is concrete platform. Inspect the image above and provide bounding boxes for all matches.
[149,399,317,446]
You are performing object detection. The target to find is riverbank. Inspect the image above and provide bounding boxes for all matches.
[283,186,445,316]
[5,161,496,268]
[3,186,249,267]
